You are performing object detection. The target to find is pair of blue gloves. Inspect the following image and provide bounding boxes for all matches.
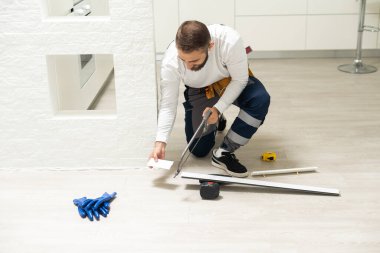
[73,192,117,221]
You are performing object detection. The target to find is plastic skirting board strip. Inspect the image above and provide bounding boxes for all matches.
[181,172,340,196]
[251,167,317,176]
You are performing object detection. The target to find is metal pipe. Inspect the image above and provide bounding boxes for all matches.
[354,0,366,63]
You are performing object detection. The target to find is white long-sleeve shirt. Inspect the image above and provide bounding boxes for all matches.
[156,24,249,143]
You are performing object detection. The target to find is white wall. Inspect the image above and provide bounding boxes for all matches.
[0,0,157,169]
[154,0,380,53]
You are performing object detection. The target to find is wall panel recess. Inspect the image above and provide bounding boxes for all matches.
[236,0,307,16]
[236,16,306,50]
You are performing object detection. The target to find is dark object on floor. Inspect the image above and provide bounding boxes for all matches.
[199,174,231,200]
[200,181,220,199]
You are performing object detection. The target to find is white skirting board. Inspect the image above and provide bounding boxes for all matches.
[181,172,340,196]
[251,167,318,176]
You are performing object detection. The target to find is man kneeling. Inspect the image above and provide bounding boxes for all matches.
[150,20,270,178]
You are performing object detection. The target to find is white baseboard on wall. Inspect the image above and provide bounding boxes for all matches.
[248,49,380,59]
[156,49,380,61]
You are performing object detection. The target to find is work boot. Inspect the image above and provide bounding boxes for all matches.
[211,148,248,178]
[217,114,227,132]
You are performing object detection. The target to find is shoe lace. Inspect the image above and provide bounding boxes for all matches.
[222,152,239,162]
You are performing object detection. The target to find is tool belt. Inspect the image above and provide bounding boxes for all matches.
[204,68,254,99]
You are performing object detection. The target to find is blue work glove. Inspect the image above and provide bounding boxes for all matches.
[73,192,117,221]
[93,192,117,218]
[73,197,93,219]
[94,192,117,209]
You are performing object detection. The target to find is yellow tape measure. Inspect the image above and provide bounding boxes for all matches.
[261,152,277,162]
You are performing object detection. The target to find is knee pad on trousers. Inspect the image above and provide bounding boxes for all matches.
[245,91,270,121]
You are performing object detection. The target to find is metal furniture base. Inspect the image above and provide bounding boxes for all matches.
[338,0,378,74]
[338,60,377,74]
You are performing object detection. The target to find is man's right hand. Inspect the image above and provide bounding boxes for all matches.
[150,141,167,162]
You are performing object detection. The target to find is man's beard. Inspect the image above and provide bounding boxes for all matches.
[191,53,208,71]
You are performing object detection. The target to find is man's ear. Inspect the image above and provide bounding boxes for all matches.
[208,41,215,50]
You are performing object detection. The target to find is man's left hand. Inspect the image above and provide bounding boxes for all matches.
[203,107,219,125]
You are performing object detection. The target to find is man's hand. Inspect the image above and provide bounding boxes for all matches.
[203,107,219,125]
[150,141,167,162]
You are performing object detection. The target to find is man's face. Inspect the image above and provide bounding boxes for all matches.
[178,48,208,71]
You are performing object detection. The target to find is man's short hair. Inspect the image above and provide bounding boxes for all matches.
[175,20,211,53]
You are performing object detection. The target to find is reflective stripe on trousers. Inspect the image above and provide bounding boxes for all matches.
[183,76,270,156]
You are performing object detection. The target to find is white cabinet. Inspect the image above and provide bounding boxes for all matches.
[179,0,234,27]
[306,14,379,49]
[153,0,234,53]
[236,16,306,50]
[308,0,380,14]
[153,0,380,52]
[236,0,307,15]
